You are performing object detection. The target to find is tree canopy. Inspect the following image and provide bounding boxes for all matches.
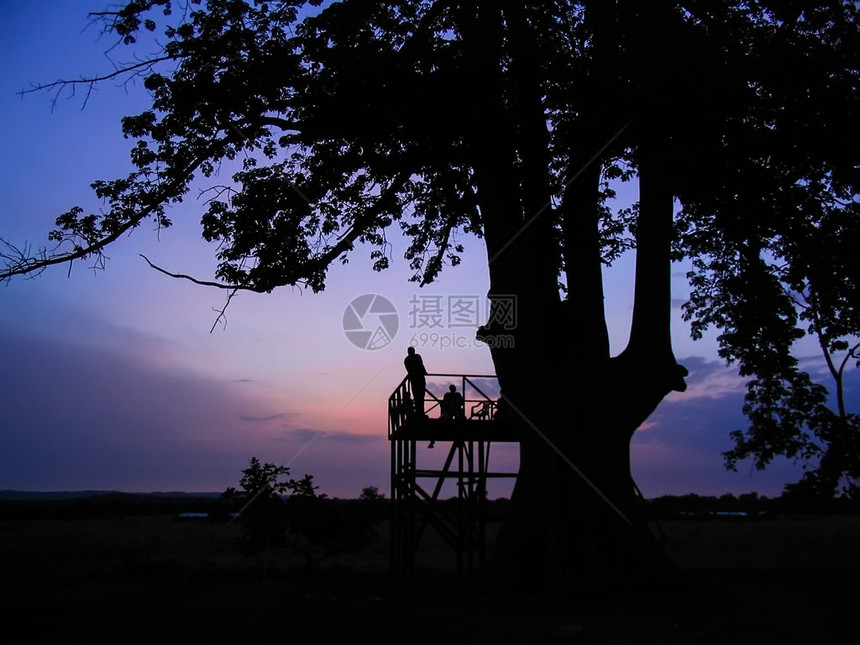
[3,0,860,586]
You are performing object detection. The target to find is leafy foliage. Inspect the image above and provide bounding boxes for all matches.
[671,2,860,497]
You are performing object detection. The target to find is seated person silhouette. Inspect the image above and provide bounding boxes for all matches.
[442,384,465,421]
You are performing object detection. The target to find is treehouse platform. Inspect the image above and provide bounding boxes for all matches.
[388,373,519,579]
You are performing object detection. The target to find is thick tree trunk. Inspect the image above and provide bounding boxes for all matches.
[472,122,687,593]
[457,1,686,594]
[483,376,675,595]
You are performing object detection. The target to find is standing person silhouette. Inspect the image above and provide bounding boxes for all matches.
[404,346,428,418]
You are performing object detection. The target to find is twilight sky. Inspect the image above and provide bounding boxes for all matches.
[0,0,847,498]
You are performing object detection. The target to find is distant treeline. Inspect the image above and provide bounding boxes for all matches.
[0,492,223,520]
[0,490,391,521]
[0,490,857,521]
[644,491,860,519]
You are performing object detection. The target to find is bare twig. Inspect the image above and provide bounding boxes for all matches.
[210,288,239,333]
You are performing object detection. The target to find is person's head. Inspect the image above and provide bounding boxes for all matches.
[407,346,415,355]
[449,384,456,392]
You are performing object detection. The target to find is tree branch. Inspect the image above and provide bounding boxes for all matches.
[299,170,411,278]
[20,54,179,110]
[257,115,302,132]
[419,216,454,287]
[1,215,143,283]
[209,288,239,334]
[0,117,255,283]
[138,254,264,292]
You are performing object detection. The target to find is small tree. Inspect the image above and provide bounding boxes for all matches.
[225,457,359,569]
[359,486,384,502]
[353,485,387,544]
[281,473,345,570]
[224,457,294,553]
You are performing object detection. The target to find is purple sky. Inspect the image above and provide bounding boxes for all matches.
[0,1,847,499]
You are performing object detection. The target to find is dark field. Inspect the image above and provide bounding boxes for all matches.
[3,512,860,644]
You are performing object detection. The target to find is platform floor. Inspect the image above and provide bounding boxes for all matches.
[389,416,518,442]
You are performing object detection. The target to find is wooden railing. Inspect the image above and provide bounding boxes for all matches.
[388,373,500,438]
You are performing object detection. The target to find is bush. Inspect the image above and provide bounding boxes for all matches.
[223,459,384,568]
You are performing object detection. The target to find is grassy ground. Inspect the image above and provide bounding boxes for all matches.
[3,514,859,644]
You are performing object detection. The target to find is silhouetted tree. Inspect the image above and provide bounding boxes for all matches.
[2,1,859,592]
[676,2,860,500]
[225,457,293,552]
[354,485,387,541]
[225,457,346,564]
[359,486,380,500]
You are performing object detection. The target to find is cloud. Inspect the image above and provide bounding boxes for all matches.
[630,352,860,497]
[0,322,293,492]
[666,355,746,402]
[631,355,768,494]
[238,412,298,424]
[286,427,378,444]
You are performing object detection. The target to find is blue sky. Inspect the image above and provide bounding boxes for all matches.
[0,0,841,498]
